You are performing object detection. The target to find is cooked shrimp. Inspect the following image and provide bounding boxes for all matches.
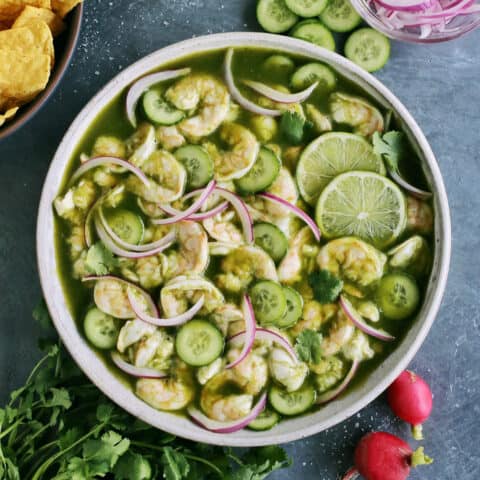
[136,377,194,411]
[305,103,332,133]
[312,355,345,393]
[290,301,337,337]
[197,358,225,385]
[126,150,187,204]
[207,122,259,181]
[119,254,169,289]
[329,92,384,137]
[406,196,433,235]
[155,125,186,151]
[216,245,277,294]
[203,207,244,245]
[278,227,319,284]
[200,370,255,421]
[117,318,156,353]
[160,274,224,317]
[357,300,380,323]
[321,309,356,357]
[91,135,126,158]
[93,278,135,319]
[226,349,268,395]
[269,347,308,392]
[342,330,374,362]
[54,179,97,225]
[67,225,87,261]
[167,221,209,277]
[388,235,431,276]
[165,74,230,140]
[132,330,174,370]
[210,303,244,337]
[317,237,386,287]
[125,123,157,167]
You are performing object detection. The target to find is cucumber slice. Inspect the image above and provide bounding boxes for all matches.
[84,308,120,350]
[319,0,362,32]
[248,409,280,430]
[254,222,288,262]
[250,280,287,326]
[263,55,296,75]
[344,28,391,72]
[277,287,304,328]
[174,145,214,189]
[257,0,299,33]
[285,0,328,17]
[235,146,281,194]
[175,319,224,367]
[290,62,337,91]
[142,90,185,125]
[290,20,336,52]
[105,209,144,245]
[376,273,420,320]
[269,384,316,416]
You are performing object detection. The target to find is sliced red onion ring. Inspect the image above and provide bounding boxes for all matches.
[340,295,395,342]
[214,187,254,243]
[84,198,103,248]
[126,68,191,127]
[111,351,168,379]
[375,0,432,11]
[98,207,176,252]
[224,49,282,117]
[152,180,217,225]
[257,192,320,242]
[317,359,359,404]
[95,216,175,258]
[70,156,150,187]
[242,79,318,104]
[128,289,204,327]
[229,327,298,363]
[160,200,229,221]
[187,392,267,433]
[388,169,432,200]
[226,295,256,369]
[82,274,159,316]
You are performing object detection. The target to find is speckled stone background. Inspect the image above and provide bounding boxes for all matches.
[1,1,479,478]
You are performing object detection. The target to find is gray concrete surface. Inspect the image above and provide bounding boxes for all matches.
[1,0,479,477]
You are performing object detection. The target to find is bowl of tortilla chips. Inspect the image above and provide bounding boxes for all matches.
[0,0,83,140]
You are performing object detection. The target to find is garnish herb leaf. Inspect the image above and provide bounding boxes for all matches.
[308,269,344,304]
[280,111,305,144]
[372,130,406,172]
[0,304,292,480]
[295,330,323,364]
[85,242,117,276]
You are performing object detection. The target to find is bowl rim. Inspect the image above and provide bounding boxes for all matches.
[0,3,84,141]
[36,32,451,447]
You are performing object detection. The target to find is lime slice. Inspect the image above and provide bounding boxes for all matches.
[296,132,385,206]
[316,171,407,248]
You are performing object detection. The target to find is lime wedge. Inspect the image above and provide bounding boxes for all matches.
[316,171,407,248]
[296,132,385,206]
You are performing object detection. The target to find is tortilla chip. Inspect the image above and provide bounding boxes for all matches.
[0,23,52,106]
[0,106,19,127]
[13,5,65,36]
[51,0,80,18]
[0,0,51,23]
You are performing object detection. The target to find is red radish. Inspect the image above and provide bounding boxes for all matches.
[387,370,433,440]
[342,432,433,480]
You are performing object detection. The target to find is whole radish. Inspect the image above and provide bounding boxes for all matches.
[342,432,433,480]
[388,370,433,440]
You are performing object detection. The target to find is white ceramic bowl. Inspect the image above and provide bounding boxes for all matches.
[37,32,451,447]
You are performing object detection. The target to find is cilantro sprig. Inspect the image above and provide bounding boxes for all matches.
[295,330,323,364]
[308,269,344,304]
[0,302,291,480]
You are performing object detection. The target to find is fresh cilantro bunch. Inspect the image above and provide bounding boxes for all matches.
[295,330,322,364]
[0,302,291,480]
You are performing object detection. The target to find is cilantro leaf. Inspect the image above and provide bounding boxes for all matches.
[372,130,406,172]
[85,242,117,275]
[161,447,190,480]
[308,269,343,304]
[113,451,152,480]
[280,111,305,144]
[295,329,323,364]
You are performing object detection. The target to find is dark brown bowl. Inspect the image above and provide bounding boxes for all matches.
[0,3,83,140]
